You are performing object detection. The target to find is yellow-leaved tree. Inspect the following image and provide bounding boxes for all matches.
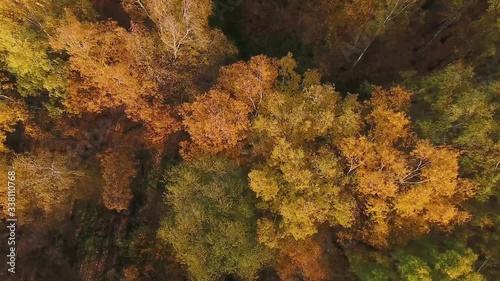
[338,86,476,248]
[244,57,475,250]
[5,151,85,225]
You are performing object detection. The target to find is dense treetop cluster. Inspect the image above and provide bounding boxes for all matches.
[0,1,498,280]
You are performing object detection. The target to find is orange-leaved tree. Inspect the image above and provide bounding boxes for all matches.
[180,90,252,157]
[179,55,279,158]
[99,147,137,212]
[51,13,179,144]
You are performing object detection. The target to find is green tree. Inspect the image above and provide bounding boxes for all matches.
[394,239,485,281]
[347,238,485,281]
[404,41,499,281]
[157,156,271,280]
[0,0,93,112]
[396,254,432,281]
[347,248,392,281]
[405,63,499,201]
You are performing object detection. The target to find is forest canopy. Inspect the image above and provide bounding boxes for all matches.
[0,0,498,280]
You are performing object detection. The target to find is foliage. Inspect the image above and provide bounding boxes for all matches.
[180,90,252,157]
[248,61,474,250]
[99,148,136,212]
[7,151,85,224]
[405,64,500,201]
[51,12,179,143]
[157,156,272,280]
[394,239,485,281]
[0,0,93,112]
[1,1,499,280]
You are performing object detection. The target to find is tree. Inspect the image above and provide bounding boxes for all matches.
[249,84,361,242]
[405,62,499,280]
[348,260,391,281]
[394,238,485,281]
[132,0,212,60]
[405,63,499,201]
[157,156,272,280]
[275,232,336,281]
[0,0,94,32]
[0,11,66,107]
[338,86,475,248]
[179,55,281,158]
[99,148,136,212]
[5,151,85,225]
[346,238,485,281]
[217,55,279,111]
[248,65,475,249]
[351,0,419,66]
[396,254,432,281]
[123,0,236,84]
[180,90,252,157]
[461,0,500,79]
[0,0,93,112]
[51,13,179,143]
